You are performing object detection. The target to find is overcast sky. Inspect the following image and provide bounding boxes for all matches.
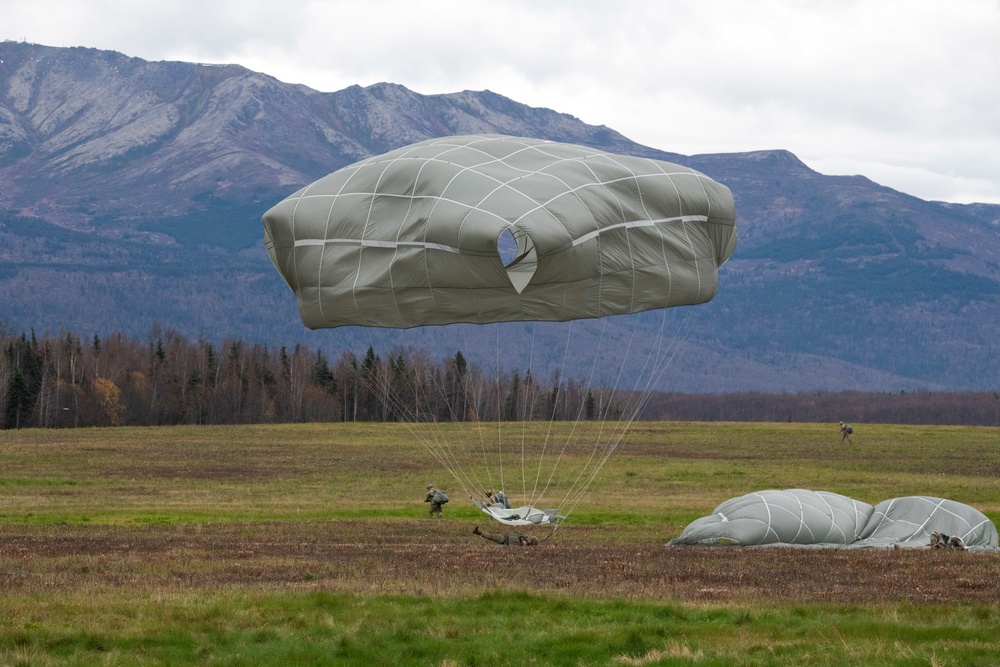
[6,0,1000,204]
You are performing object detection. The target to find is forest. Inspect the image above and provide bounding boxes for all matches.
[2,327,998,429]
[0,327,623,429]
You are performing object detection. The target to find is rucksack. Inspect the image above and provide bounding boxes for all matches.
[433,490,449,504]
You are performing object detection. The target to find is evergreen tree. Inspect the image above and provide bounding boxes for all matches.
[205,343,218,387]
[363,346,378,370]
[3,335,42,428]
[504,371,521,421]
[5,367,32,429]
[448,350,468,422]
[388,354,415,421]
[313,350,335,390]
[357,346,382,420]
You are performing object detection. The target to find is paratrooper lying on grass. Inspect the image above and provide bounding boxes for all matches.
[473,525,538,546]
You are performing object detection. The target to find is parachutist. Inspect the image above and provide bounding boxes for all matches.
[473,525,538,546]
[425,483,447,518]
[839,421,854,444]
[486,490,511,509]
[475,490,512,510]
[929,531,966,550]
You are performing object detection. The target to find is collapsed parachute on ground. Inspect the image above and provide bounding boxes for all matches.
[262,134,736,329]
[472,498,565,527]
[668,489,999,550]
[853,496,998,549]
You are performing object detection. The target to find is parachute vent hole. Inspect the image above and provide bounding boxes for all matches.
[498,228,519,267]
[498,226,537,294]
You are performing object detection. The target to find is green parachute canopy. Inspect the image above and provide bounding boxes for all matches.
[262,135,736,329]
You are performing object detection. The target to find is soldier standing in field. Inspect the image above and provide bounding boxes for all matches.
[425,483,445,518]
[839,421,854,444]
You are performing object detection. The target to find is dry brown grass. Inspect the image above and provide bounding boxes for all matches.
[2,519,997,604]
[3,421,999,610]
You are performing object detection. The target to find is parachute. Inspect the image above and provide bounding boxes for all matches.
[668,490,999,550]
[472,498,565,526]
[854,496,998,549]
[262,134,736,329]
[666,489,873,547]
[263,134,737,526]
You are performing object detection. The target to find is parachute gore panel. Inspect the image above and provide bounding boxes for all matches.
[852,496,999,549]
[667,489,874,546]
[262,134,737,329]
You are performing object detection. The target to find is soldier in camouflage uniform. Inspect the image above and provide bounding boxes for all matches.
[472,525,538,546]
[839,421,854,444]
[929,531,966,549]
[425,483,444,518]
[486,490,511,509]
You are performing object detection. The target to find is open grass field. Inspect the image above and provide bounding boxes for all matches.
[2,421,999,665]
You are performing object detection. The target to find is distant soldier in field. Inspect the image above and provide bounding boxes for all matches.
[472,525,538,546]
[839,421,854,444]
[425,483,447,518]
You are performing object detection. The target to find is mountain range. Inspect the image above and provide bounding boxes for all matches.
[1,41,998,392]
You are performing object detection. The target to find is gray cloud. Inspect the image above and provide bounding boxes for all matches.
[6,0,1000,203]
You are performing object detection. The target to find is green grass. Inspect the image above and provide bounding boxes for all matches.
[4,421,998,531]
[3,592,999,666]
[2,421,999,665]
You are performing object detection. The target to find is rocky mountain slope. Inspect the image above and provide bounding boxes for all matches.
[1,41,998,391]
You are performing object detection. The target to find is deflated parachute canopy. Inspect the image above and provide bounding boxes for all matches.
[669,490,999,550]
[262,134,736,329]
[471,498,564,527]
[854,496,999,549]
[667,489,874,547]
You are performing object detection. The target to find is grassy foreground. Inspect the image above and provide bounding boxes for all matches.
[1,421,999,665]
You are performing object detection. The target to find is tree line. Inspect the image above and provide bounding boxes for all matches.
[1,327,623,429]
[3,328,997,429]
[644,389,1000,427]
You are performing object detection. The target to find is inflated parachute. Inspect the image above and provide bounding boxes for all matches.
[262,134,736,527]
[669,490,998,550]
[262,134,736,329]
